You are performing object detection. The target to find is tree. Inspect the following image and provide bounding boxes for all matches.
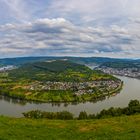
[78,111,88,120]
[128,100,140,108]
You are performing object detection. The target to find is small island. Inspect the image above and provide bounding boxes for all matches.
[0,60,123,102]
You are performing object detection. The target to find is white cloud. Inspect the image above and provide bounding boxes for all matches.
[0,18,139,58]
[0,0,140,58]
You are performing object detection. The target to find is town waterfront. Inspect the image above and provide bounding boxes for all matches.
[0,76,139,117]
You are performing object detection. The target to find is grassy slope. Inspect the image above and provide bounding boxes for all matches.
[0,115,139,140]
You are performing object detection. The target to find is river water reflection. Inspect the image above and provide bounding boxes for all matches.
[0,76,139,117]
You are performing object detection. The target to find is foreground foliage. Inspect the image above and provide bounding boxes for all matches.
[0,115,139,140]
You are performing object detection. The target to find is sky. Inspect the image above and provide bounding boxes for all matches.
[0,0,140,58]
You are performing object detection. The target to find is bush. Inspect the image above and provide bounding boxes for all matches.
[23,110,74,120]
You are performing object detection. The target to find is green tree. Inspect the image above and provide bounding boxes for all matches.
[128,100,140,108]
[78,111,88,120]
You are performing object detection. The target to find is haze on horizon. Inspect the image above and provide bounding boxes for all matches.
[0,0,140,59]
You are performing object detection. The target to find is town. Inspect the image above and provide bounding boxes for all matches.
[25,80,122,96]
[96,67,140,79]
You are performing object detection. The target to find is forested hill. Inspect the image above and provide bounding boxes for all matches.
[8,60,115,82]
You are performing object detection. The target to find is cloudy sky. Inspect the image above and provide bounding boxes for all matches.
[0,0,140,58]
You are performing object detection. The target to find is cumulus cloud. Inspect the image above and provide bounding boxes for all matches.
[0,18,139,58]
[0,0,140,58]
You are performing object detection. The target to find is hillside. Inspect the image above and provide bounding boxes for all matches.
[0,115,139,140]
[8,60,114,82]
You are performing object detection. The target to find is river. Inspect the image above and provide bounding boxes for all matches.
[0,76,139,117]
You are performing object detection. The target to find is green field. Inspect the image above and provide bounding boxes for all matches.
[0,115,139,140]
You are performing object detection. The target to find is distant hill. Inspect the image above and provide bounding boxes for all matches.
[0,56,138,66]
